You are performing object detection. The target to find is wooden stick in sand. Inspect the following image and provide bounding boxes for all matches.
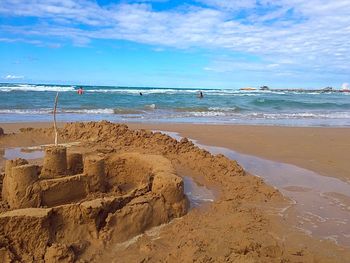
[53,92,59,146]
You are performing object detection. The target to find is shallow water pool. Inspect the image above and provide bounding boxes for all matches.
[183,176,215,208]
[3,147,45,160]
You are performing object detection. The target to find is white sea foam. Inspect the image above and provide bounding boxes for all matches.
[0,109,52,114]
[62,109,114,114]
[208,107,241,112]
[248,112,350,119]
[187,111,227,117]
[0,108,114,114]
[174,110,350,120]
[1,107,350,121]
[144,104,156,109]
[0,84,75,92]
[87,88,199,94]
[86,88,255,95]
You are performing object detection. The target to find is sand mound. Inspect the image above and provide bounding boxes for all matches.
[59,121,278,202]
[0,142,188,262]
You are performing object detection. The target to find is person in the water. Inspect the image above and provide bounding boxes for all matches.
[77,87,84,95]
[198,91,204,98]
[139,92,143,96]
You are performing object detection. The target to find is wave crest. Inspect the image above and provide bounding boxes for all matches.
[0,84,75,92]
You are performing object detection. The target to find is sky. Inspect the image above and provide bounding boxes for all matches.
[0,0,349,89]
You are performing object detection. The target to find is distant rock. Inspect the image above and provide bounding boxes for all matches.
[239,87,257,91]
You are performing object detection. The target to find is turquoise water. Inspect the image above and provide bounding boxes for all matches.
[1,83,350,126]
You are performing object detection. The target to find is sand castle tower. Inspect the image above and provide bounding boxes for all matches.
[2,158,40,209]
[84,156,106,192]
[2,158,28,203]
[41,146,67,178]
[7,164,38,208]
[67,152,83,175]
[2,146,107,209]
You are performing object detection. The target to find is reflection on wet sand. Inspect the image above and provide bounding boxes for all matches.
[159,130,350,247]
[3,147,45,160]
[183,176,215,208]
[206,145,350,247]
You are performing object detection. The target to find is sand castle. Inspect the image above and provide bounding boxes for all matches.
[0,145,188,261]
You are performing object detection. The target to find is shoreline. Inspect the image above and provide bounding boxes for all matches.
[1,118,349,128]
[1,121,349,182]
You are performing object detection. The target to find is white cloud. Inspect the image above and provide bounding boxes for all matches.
[197,0,257,10]
[0,0,350,76]
[4,74,24,80]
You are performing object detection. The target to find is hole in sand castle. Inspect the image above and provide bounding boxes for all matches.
[104,154,154,193]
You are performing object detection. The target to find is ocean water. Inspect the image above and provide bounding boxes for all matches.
[0,83,350,126]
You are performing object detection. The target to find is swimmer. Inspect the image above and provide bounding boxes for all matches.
[198,91,204,98]
[77,87,84,95]
[139,92,143,96]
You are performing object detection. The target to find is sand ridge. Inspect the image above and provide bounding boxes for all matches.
[0,121,349,262]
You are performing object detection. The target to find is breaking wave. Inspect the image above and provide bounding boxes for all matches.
[0,84,75,92]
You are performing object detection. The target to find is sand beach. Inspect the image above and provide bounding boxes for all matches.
[0,121,349,262]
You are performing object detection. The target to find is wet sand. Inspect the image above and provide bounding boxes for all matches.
[128,123,350,182]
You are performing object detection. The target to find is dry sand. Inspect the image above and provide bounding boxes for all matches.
[0,121,349,262]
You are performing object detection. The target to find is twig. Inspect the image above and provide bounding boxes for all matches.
[53,92,59,146]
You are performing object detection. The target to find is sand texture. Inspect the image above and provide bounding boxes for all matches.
[127,123,350,182]
[0,121,349,262]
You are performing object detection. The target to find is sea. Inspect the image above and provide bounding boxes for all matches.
[1,83,350,127]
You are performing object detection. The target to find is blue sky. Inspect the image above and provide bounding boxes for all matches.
[0,0,349,89]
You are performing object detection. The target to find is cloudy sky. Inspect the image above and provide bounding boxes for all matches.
[0,0,349,88]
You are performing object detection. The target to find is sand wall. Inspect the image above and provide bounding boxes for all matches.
[0,208,52,262]
[38,175,88,207]
[0,182,187,261]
